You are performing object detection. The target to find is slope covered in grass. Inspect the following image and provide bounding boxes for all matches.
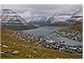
[59,22,82,32]
[68,23,82,32]
[0,27,82,59]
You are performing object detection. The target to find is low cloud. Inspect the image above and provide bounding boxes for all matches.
[1,4,82,22]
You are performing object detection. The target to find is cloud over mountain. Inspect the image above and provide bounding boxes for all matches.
[1,4,82,22]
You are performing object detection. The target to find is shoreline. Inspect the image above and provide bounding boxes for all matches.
[13,31,83,56]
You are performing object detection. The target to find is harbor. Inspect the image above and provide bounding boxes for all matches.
[21,26,82,46]
[13,27,82,55]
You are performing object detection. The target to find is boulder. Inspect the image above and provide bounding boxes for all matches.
[0,44,2,46]
[3,45,8,48]
[28,55,32,58]
[13,43,16,45]
[33,51,36,53]
[12,51,19,55]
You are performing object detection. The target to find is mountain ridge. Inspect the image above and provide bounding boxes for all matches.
[0,9,37,30]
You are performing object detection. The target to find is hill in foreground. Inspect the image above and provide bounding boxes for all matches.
[0,27,82,59]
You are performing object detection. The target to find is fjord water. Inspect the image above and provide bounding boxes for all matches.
[22,26,82,46]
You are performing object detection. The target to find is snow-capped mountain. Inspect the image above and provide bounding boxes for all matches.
[29,17,46,25]
[42,9,83,26]
[67,9,83,22]
[0,9,37,30]
[46,13,72,24]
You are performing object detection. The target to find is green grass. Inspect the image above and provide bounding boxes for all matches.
[0,27,82,59]
[59,23,82,32]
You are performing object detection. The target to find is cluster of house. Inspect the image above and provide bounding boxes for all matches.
[51,30,82,42]
[12,31,82,56]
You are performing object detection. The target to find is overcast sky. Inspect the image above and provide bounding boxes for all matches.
[1,4,83,22]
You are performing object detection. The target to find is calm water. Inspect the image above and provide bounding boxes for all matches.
[21,26,82,46]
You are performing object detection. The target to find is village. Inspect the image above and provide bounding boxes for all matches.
[11,31,82,56]
[51,29,82,42]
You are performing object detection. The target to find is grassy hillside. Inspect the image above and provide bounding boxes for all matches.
[59,23,82,32]
[0,27,82,59]
[68,23,82,32]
